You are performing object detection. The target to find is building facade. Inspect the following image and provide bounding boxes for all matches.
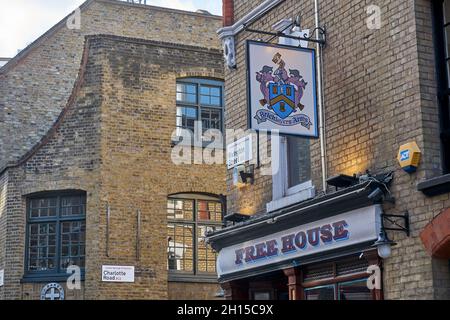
[208,0,450,300]
[0,1,227,300]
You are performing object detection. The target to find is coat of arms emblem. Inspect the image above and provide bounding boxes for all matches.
[254,52,312,129]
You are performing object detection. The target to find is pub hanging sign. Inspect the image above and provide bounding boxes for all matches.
[247,40,318,137]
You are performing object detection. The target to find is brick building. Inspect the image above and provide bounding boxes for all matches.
[207,0,450,300]
[0,1,226,299]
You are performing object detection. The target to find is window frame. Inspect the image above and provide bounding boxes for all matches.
[23,190,86,282]
[167,194,224,282]
[301,255,380,300]
[432,0,450,174]
[175,78,225,146]
[267,135,315,212]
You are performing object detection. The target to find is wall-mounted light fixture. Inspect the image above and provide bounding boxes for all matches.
[239,164,255,185]
[372,229,396,259]
[373,211,410,258]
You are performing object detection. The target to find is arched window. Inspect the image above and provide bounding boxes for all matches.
[167,193,223,280]
[24,190,86,280]
[175,78,224,142]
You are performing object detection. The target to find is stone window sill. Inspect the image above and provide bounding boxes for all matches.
[266,183,316,213]
[21,273,85,283]
[168,272,218,283]
[417,173,450,196]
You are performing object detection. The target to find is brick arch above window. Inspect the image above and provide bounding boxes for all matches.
[175,70,224,82]
[420,208,450,259]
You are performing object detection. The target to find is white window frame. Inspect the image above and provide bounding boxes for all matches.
[267,135,315,213]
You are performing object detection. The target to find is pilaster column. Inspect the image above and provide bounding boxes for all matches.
[221,280,248,300]
[283,267,303,300]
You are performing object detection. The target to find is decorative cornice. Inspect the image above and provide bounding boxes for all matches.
[217,0,285,40]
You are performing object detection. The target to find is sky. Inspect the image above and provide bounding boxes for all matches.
[0,0,222,60]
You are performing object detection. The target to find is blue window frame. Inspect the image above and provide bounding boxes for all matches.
[25,191,86,280]
[175,78,224,141]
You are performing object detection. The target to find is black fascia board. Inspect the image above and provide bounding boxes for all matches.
[208,181,380,251]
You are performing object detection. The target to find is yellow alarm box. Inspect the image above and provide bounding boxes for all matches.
[397,141,421,173]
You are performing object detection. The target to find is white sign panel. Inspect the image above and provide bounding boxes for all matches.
[247,40,318,137]
[217,205,381,277]
[227,135,253,169]
[102,265,135,283]
[0,269,4,287]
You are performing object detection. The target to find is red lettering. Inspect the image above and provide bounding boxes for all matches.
[294,231,307,249]
[235,248,244,265]
[244,246,255,262]
[281,234,296,253]
[266,239,278,257]
[333,220,349,241]
[255,242,267,259]
[320,224,333,243]
[307,227,321,246]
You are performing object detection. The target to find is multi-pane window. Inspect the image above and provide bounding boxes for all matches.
[433,0,450,173]
[175,78,224,140]
[26,193,86,276]
[167,196,223,275]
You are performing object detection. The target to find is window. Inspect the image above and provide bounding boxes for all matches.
[268,134,314,212]
[287,136,311,188]
[26,192,86,278]
[302,254,377,300]
[175,78,224,141]
[433,0,450,174]
[167,194,223,278]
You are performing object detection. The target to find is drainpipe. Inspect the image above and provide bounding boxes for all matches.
[314,0,327,193]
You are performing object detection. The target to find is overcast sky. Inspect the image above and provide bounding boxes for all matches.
[0,0,222,59]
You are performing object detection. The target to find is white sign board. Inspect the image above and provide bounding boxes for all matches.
[247,40,318,137]
[217,205,381,278]
[227,135,253,169]
[0,269,4,287]
[102,265,135,283]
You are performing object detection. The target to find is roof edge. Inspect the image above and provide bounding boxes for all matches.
[0,0,95,75]
[97,0,222,19]
[0,37,92,176]
[0,0,222,76]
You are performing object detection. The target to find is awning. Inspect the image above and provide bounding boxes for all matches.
[207,181,386,282]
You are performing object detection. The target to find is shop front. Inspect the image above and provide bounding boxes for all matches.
[208,182,385,300]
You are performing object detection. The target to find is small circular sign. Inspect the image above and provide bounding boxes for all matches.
[40,283,65,300]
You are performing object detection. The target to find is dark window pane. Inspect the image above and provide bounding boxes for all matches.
[61,195,86,216]
[176,106,197,133]
[444,0,450,24]
[201,108,221,132]
[338,280,372,300]
[29,197,57,218]
[28,222,57,272]
[445,26,450,59]
[305,286,335,300]
[287,136,311,188]
[60,221,86,270]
